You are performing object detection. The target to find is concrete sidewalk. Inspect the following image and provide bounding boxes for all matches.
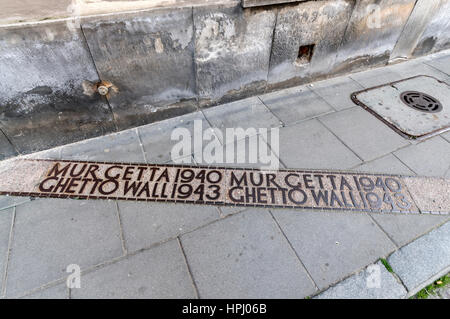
[0,51,449,299]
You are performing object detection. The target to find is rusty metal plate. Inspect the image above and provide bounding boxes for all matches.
[0,158,448,215]
[352,75,450,139]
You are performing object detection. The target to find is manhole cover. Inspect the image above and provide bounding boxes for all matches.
[400,91,443,113]
[351,75,450,139]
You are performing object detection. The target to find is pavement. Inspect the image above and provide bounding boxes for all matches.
[0,50,449,299]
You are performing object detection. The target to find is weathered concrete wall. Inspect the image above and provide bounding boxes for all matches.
[0,0,72,25]
[242,0,306,7]
[1,0,450,158]
[333,0,416,74]
[0,130,17,160]
[0,21,116,154]
[0,0,234,25]
[267,0,355,89]
[390,0,441,61]
[412,0,450,57]
[81,7,198,129]
[194,3,276,106]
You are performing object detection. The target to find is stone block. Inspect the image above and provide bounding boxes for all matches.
[388,221,450,293]
[334,0,416,73]
[268,0,354,88]
[194,3,276,106]
[81,7,198,129]
[0,21,116,154]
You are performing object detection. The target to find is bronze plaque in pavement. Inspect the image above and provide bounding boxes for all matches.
[0,158,448,215]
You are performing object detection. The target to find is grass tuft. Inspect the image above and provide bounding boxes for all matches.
[380,258,393,273]
[413,274,450,299]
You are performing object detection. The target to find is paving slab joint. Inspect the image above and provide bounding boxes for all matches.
[256,96,286,127]
[380,257,410,297]
[268,210,320,292]
[1,207,16,298]
[79,24,119,132]
[177,237,200,299]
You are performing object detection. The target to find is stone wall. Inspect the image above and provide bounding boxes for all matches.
[0,0,449,159]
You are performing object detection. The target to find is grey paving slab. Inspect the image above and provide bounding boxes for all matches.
[191,131,280,170]
[388,221,450,293]
[424,55,450,76]
[442,130,450,142]
[271,210,396,290]
[21,284,68,299]
[0,196,30,212]
[371,213,449,247]
[353,154,415,176]
[6,199,123,297]
[218,206,249,218]
[259,86,334,126]
[71,240,197,299]
[315,261,406,299]
[350,67,405,89]
[386,60,450,82]
[181,209,317,298]
[138,111,215,164]
[394,136,450,177]
[202,97,282,144]
[350,59,449,90]
[60,129,144,163]
[308,76,364,111]
[0,208,13,296]
[117,201,220,252]
[320,107,410,161]
[273,119,361,169]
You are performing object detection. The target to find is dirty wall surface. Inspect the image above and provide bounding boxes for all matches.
[0,22,116,154]
[82,7,198,130]
[0,0,449,157]
[267,0,354,89]
[412,0,450,57]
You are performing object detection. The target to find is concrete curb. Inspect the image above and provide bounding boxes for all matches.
[315,220,450,299]
[388,221,450,297]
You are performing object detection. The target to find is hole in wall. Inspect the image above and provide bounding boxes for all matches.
[294,44,315,66]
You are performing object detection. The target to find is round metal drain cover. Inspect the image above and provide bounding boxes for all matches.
[400,91,443,113]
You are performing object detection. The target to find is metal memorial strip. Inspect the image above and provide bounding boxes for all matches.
[0,159,448,214]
